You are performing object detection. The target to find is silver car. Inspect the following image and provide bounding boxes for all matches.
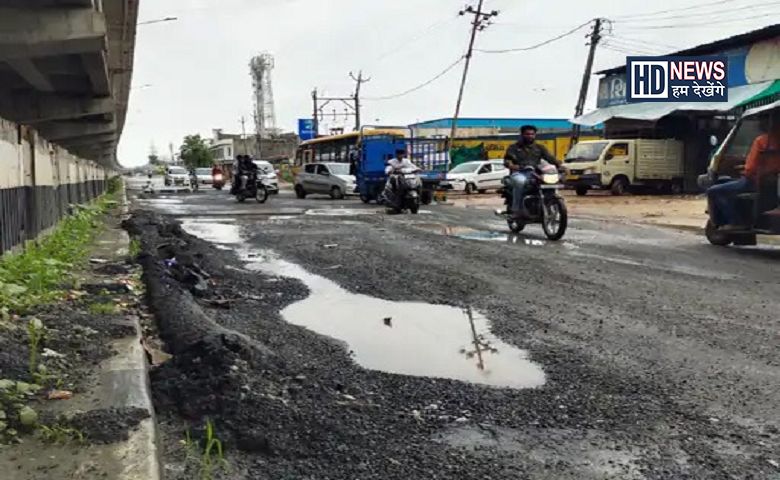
[253,160,279,194]
[164,166,188,186]
[294,163,356,200]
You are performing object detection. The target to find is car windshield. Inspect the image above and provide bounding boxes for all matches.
[565,142,609,163]
[327,164,350,175]
[169,167,186,174]
[196,168,211,175]
[449,162,481,174]
[254,162,273,174]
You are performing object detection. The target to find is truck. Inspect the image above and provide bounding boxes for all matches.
[563,139,684,196]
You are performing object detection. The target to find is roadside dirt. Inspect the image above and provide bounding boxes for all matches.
[452,191,708,230]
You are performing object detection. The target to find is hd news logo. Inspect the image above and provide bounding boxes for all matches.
[626,56,728,103]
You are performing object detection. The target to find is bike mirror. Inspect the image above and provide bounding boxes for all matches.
[709,135,718,147]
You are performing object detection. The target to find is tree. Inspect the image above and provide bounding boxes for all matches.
[148,142,161,165]
[179,134,214,170]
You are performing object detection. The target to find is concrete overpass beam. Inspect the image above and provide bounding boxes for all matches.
[39,119,116,141]
[6,58,55,92]
[0,92,113,123]
[0,7,107,61]
[58,132,117,147]
[81,51,110,96]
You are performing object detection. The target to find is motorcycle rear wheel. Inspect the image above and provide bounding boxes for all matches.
[542,196,568,241]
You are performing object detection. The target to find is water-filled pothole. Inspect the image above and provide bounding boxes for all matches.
[182,221,546,389]
[413,223,547,246]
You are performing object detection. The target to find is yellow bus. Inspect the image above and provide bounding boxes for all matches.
[293,129,406,176]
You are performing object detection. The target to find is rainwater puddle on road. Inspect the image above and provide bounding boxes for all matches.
[180,220,546,389]
[413,223,547,246]
[243,251,546,389]
[305,208,377,216]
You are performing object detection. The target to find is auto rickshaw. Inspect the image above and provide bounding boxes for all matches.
[698,99,780,246]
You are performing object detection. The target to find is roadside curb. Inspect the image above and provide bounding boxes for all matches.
[90,185,161,480]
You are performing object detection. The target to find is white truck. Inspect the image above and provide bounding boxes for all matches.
[563,139,684,196]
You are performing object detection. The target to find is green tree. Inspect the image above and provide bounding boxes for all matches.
[179,134,214,169]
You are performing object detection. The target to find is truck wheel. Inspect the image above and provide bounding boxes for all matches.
[360,194,371,204]
[295,185,307,199]
[421,190,433,205]
[575,186,589,196]
[610,177,629,196]
[670,180,684,195]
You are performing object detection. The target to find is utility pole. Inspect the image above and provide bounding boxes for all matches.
[571,18,603,147]
[350,71,371,132]
[253,112,263,159]
[450,1,498,149]
[240,116,249,156]
[312,89,319,138]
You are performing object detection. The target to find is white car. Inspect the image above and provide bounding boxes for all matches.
[253,160,279,193]
[294,162,356,200]
[444,160,508,194]
[164,166,189,186]
[195,168,213,185]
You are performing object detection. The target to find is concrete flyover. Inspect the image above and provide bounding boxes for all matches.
[0,0,139,168]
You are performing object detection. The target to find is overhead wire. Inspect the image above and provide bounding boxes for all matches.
[474,19,594,53]
[618,12,780,29]
[617,0,780,23]
[363,56,465,101]
[613,0,742,20]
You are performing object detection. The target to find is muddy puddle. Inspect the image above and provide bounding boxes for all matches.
[182,221,546,389]
[180,219,242,244]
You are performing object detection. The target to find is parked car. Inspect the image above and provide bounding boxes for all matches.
[254,160,279,194]
[195,168,213,185]
[442,160,508,194]
[294,163,357,200]
[164,166,189,186]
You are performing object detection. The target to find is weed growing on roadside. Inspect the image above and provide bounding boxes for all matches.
[38,423,85,445]
[182,419,229,480]
[26,318,45,379]
[107,176,123,194]
[0,194,116,314]
[88,302,119,315]
[129,238,141,258]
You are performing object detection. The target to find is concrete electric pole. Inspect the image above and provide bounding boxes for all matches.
[449,1,498,147]
[571,18,604,147]
[350,71,371,132]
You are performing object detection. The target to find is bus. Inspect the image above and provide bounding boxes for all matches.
[293,129,407,176]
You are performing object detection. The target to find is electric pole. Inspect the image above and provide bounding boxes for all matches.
[450,1,498,149]
[312,89,319,138]
[350,70,371,131]
[240,116,249,156]
[571,18,604,147]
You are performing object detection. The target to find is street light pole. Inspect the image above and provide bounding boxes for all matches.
[137,16,178,26]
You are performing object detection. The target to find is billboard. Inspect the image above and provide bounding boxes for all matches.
[298,119,315,141]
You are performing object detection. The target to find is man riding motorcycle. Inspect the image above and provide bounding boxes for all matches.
[503,125,562,220]
[231,155,258,194]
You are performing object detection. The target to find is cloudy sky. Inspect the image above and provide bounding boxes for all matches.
[118,0,777,166]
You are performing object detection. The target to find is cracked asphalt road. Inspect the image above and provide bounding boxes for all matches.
[134,186,780,479]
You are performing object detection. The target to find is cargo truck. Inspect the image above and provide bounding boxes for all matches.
[563,139,685,196]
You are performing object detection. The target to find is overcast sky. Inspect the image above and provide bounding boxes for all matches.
[118,0,777,166]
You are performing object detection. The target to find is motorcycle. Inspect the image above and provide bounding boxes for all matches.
[212,171,225,190]
[189,173,199,192]
[383,168,422,214]
[495,163,568,241]
[233,172,268,204]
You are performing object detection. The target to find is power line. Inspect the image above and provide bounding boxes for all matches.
[363,56,465,101]
[604,33,682,51]
[475,19,594,53]
[613,0,741,20]
[368,14,459,65]
[619,13,780,29]
[601,41,662,56]
[618,0,780,23]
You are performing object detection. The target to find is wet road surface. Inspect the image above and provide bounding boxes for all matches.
[134,187,780,478]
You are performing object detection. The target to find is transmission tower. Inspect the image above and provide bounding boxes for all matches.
[250,53,277,139]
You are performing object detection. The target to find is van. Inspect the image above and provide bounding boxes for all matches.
[563,139,684,195]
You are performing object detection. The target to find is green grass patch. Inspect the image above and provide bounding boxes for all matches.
[0,194,117,314]
[88,302,119,315]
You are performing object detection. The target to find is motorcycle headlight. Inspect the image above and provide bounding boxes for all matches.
[542,173,560,185]
[214,174,223,181]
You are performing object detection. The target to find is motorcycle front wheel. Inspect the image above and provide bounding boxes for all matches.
[256,185,269,204]
[236,194,246,203]
[507,219,525,233]
[408,197,420,214]
[542,196,568,241]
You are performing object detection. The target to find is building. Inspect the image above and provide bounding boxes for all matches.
[209,128,300,168]
[573,24,780,191]
[409,118,583,138]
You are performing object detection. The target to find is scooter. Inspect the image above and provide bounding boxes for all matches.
[383,168,422,214]
[495,163,568,241]
[212,171,225,191]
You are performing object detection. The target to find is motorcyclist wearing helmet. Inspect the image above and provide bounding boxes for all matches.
[503,125,561,219]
